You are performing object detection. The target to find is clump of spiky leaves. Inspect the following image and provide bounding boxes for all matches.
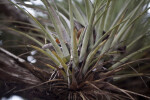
[7,0,150,100]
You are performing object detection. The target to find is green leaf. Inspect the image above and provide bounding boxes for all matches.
[109,45,150,70]
[9,0,64,58]
[79,7,96,61]
[29,45,59,66]
[72,1,86,25]
[110,0,131,27]
[69,0,79,68]
[52,51,71,76]
[93,18,129,50]
[94,0,110,41]
[83,40,106,74]
[114,73,146,81]
[41,0,70,57]
[103,0,112,31]
[8,28,43,46]
[101,7,128,54]
[127,34,145,50]
[84,0,93,22]
[95,0,105,13]
[111,1,147,47]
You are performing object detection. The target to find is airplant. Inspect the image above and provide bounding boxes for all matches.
[7,0,150,99]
